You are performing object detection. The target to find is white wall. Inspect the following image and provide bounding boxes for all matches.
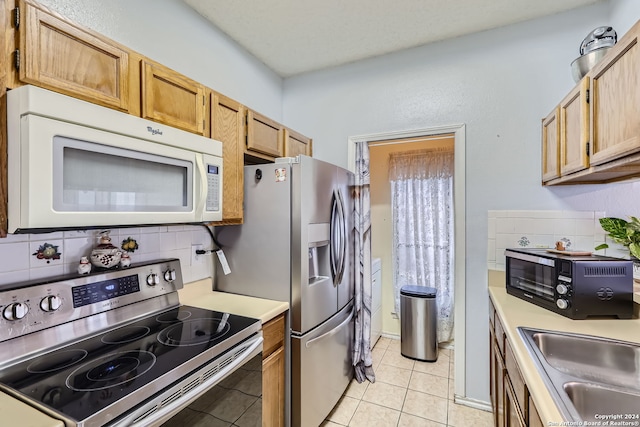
[283,1,640,403]
[36,0,283,119]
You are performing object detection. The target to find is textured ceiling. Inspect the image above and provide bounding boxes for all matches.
[183,0,602,77]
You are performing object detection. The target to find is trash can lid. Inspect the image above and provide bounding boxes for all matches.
[400,285,437,298]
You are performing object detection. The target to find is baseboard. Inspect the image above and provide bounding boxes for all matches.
[453,395,492,412]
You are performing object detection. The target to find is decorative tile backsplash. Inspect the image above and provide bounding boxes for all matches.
[487,210,628,270]
[0,225,215,288]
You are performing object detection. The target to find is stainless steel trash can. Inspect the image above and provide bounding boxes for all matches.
[400,285,438,362]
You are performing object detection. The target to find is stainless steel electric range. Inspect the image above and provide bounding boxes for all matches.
[0,259,263,426]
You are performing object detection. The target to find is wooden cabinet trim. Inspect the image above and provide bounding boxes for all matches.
[18,0,130,111]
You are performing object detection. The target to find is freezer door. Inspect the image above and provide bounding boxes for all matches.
[291,301,354,427]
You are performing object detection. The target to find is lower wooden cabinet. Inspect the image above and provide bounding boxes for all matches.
[505,379,526,427]
[490,300,542,427]
[263,345,285,426]
[528,396,544,427]
[262,313,285,427]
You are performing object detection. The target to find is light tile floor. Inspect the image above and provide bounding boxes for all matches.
[322,337,494,427]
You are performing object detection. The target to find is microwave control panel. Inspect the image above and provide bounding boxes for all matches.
[206,164,220,212]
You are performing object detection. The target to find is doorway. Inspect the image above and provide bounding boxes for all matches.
[347,124,466,398]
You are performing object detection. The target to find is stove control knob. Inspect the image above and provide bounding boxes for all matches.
[163,269,176,283]
[40,295,62,312]
[146,273,160,287]
[556,284,569,295]
[3,302,29,321]
[556,299,570,310]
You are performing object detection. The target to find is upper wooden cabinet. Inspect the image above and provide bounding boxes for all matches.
[140,59,206,135]
[15,0,130,111]
[284,128,313,158]
[211,92,245,224]
[559,78,590,176]
[543,18,640,185]
[541,107,560,182]
[246,109,284,160]
[589,26,640,166]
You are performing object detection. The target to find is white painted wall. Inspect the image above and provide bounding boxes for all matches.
[36,0,283,119]
[283,1,640,403]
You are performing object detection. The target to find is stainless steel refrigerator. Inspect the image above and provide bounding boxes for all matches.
[215,155,354,427]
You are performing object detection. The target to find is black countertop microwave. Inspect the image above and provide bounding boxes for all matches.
[505,248,634,319]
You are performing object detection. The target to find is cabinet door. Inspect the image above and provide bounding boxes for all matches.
[528,395,544,427]
[211,92,245,224]
[284,128,312,158]
[504,379,525,427]
[541,107,560,182]
[140,60,205,135]
[492,336,505,427]
[560,78,590,175]
[590,24,640,165]
[262,313,285,359]
[18,0,130,111]
[263,345,285,427]
[490,326,497,426]
[505,339,527,419]
[246,110,283,159]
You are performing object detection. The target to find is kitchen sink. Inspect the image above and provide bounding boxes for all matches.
[531,330,640,389]
[563,382,640,421]
[518,327,640,422]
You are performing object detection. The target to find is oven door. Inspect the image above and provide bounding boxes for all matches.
[113,334,262,427]
[505,251,556,302]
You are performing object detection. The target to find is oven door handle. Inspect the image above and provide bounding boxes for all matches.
[123,335,263,427]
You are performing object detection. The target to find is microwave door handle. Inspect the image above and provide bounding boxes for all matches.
[195,155,207,220]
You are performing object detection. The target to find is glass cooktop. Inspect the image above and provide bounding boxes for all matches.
[0,305,260,424]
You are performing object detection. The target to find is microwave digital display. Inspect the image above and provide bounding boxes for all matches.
[208,165,219,174]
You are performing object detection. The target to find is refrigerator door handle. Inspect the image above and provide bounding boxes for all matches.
[330,191,340,283]
[330,189,348,285]
[305,308,354,348]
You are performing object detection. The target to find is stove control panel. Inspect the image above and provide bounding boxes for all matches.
[0,258,183,343]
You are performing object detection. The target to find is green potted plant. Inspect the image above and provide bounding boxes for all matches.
[595,216,640,259]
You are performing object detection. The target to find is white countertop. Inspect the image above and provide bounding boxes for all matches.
[488,270,640,424]
[178,277,289,323]
[0,393,64,427]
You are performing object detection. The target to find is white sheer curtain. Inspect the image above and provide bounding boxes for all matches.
[390,148,454,343]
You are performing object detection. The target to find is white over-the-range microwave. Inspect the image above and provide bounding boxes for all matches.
[6,85,223,233]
